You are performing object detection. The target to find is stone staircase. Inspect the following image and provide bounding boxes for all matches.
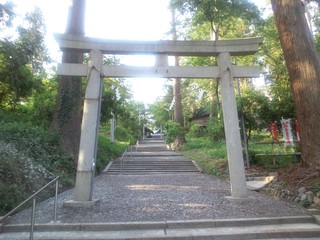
[1,216,320,239]
[2,138,320,239]
[105,139,200,175]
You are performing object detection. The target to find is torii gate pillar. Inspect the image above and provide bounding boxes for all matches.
[66,49,103,206]
[218,52,248,200]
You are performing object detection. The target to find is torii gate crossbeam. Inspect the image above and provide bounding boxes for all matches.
[56,34,263,206]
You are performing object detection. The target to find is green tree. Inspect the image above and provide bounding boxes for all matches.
[0,6,48,109]
[237,86,271,140]
[50,0,86,157]
[254,15,296,120]
[16,7,49,73]
[26,76,58,126]
[0,1,15,31]
[169,0,261,129]
[171,9,186,146]
[149,84,173,128]
[170,0,260,40]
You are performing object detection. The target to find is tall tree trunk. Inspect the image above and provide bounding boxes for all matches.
[51,0,86,157]
[171,9,186,146]
[209,27,220,118]
[271,0,320,169]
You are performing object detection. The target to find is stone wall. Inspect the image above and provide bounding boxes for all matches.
[264,180,320,208]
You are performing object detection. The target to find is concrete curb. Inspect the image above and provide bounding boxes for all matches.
[2,215,317,233]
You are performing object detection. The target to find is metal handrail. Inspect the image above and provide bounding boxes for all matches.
[120,144,136,173]
[0,176,60,239]
[120,147,128,173]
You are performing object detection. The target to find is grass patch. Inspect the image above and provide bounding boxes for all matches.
[181,134,300,178]
[248,141,300,168]
[96,135,128,174]
[182,137,228,178]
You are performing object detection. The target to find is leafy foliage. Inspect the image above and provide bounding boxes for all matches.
[187,123,207,138]
[207,116,225,141]
[170,0,261,40]
[0,118,75,215]
[255,15,296,120]
[182,137,228,178]
[96,134,128,174]
[0,5,49,109]
[237,86,271,138]
[0,1,15,31]
[0,111,130,215]
[164,120,184,144]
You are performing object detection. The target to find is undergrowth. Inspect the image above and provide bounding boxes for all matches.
[0,120,128,215]
[182,137,229,178]
[181,135,301,179]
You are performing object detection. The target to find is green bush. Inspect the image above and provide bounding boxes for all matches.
[207,117,224,141]
[187,124,207,138]
[0,121,75,173]
[182,137,229,178]
[115,125,136,144]
[0,120,76,215]
[312,181,320,193]
[0,184,28,214]
[164,120,184,144]
[0,141,56,215]
[96,135,128,174]
[184,137,211,149]
[208,147,226,159]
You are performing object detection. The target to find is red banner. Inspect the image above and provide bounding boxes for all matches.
[281,119,293,146]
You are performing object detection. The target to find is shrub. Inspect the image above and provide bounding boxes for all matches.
[0,120,75,215]
[313,181,320,193]
[207,117,224,141]
[96,135,128,174]
[115,125,136,144]
[187,124,207,138]
[208,148,226,159]
[164,120,184,144]
[0,141,55,215]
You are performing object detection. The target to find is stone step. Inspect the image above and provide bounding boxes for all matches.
[106,140,200,174]
[1,216,320,240]
[106,159,199,175]
[106,169,200,175]
[107,169,199,172]
[109,166,198,170]
[109,167,198,170]
[111,162,195,166]
[107,171,200,175]
[125,154,183,157]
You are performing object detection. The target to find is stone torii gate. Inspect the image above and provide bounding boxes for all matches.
[55,34,263,206]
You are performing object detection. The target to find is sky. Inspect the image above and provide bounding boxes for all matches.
[2,0,267,104]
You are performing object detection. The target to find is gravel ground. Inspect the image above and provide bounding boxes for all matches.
[9,172,308,224]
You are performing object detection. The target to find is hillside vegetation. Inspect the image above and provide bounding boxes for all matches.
[0,110,127,215]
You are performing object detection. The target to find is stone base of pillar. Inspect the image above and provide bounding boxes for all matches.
[63,199,100,209]
[224,196,255,203]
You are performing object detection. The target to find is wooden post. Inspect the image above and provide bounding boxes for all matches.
[218,52,248,200]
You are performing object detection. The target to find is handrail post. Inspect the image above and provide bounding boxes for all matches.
[29,199,36,240]
[54,178,59,222]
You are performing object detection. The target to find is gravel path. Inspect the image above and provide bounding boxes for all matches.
[10,172,308,224]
